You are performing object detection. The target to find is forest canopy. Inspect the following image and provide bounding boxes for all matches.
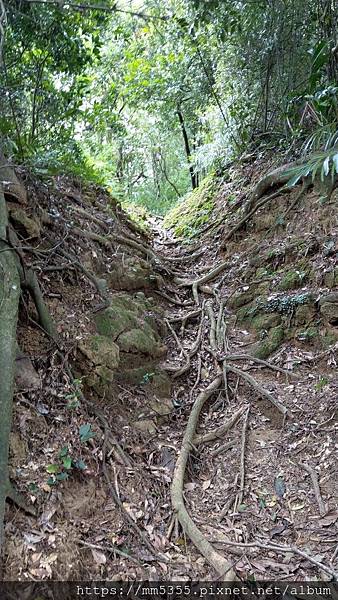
[1,0,338,213]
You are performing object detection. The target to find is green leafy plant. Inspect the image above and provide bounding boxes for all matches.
[141,371,155,384]
[286,147,338,188]
[314,376,329,392]
[65,377,83,409]
[46,445,87,486]
[79,423,95,443]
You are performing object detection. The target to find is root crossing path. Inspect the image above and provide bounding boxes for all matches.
[2,170,337,581]
[148,220,338,581]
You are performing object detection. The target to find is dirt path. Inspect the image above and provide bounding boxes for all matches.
[3,170,338,581]
[147,216,338,580]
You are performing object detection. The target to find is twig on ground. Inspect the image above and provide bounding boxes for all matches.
[237,406,250,508]
[298,462,327,517]
[213,538,338,579]
[77,539,141,565]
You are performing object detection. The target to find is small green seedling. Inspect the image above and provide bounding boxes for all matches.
[141,371,155,384]
[315,376,329,392]
[45,444,87,486]
[79,423,95,443]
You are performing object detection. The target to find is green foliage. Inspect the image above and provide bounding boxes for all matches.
[1,0,337,213]
[314,376,329,392]
[286,147,338,188]
[79,423,95,443]
[45,445,87,486]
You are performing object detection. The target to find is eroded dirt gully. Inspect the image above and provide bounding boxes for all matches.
[1,156,338,581]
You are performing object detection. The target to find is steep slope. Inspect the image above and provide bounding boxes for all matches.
[1,154,337,582]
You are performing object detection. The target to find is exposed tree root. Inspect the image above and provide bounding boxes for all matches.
[22,268,59,343]
[69,205,111,232]
[154,290,194,306]
[193,406,245,446]
[171,375,236,578]
[223,353,297,377]
[71,225,162,265]
[175,259,229,288]
[168,308,201,325]
[164,306,205,378]
[222,188,288,245]
[244,160,302,214]
[58,248,110,303]
[282,179,310,219]
[224,364,287,418]
[164,249,204,263]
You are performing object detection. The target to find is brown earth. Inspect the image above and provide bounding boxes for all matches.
[3,159,338,581]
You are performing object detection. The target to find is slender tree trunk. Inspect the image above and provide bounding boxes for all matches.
[177,109,198,190]
[0,186,21,555]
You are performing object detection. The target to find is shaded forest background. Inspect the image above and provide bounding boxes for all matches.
[1,0,338,214]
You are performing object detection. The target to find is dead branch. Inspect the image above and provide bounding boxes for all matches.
[298,462,327,517]
[236,406,250,508]
[213,538,338,579]
[77,539,141,565]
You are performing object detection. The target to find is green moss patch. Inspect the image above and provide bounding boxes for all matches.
[278,269,307,291]
[251,326,285,359]
[163,175,218,238]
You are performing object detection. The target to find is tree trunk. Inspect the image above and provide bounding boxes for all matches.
[0,186,21,554]
[177,109,198,190]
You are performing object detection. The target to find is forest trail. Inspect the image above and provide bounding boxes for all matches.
[1,158,338,582]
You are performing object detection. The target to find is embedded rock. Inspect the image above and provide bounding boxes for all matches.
[250,326,284,359]
[79,335,120,370]
[107,256,160,291]
[319,293,338,326]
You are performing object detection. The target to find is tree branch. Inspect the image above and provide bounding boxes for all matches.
[22,0,170,21]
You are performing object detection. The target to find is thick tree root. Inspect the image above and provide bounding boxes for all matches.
[171,375,236,578]
[71,225,162,265]
[22,268,59,343]
[222,188,288,245]
[243,160,302,214]
[175,259,229,288]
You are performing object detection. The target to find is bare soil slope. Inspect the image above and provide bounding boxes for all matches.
[2,158,338,581]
